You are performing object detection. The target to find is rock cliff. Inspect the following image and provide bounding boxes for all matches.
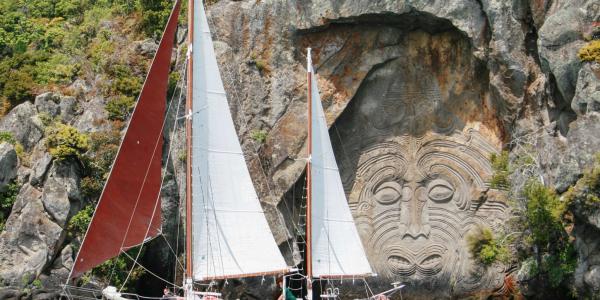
[0,0,598,299]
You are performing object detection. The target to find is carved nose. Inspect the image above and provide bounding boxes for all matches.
[398,186,430,239]
[399,222,431,239]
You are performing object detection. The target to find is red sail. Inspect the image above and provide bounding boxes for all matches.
[70,0,181,278]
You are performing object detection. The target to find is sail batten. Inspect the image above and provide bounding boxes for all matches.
[308,57,373,278]
[191,2,288,281]
[70,0,181,279]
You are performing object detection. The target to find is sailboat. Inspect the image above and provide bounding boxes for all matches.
[65,1,290,299]
[299,49,373,300]
[295,50,408,300]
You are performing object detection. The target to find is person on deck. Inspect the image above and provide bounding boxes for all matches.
[276,276,296,300]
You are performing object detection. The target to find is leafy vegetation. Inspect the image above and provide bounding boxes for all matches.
[68,204,93,235]
[490,151,510,189]
[0,131,17,145]
[106,96,136,121]
[510,179,577,289]
[0,131,26,162]
[563,153,600,211]
[467,226,510,265]
[485,144,579,294]
[251,129,268,144]
[578,40,600,63]
[45,123,89,160]
[0,180,21,232]
[0,0,178,292]
[0,0,175,113]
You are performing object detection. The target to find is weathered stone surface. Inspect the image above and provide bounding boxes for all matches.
[572,62,600,115]
[537,1,593,105]
[573,222,600,295]
[0,142,18,192]
[34,93,61,118]
[73,96,111,133]
[0,184,63,284]
[133,38,158,57]
[0,102,44,151]
[59,96,81,124]
[553,113,600,192]
[29,143,52,187]
[0,0,597,297]
[41,160,82,227]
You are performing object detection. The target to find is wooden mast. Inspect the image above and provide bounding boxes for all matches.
[306,48,313,300]
[185,0,194,291]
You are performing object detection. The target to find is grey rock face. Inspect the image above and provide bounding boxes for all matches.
[553,113,600,192]
[29,144,53,187]
[0,143,18,192]
[134,39,159,57]
[538,2,593,105]
[0,184,63,284]
[34,92,61,118]
[41,160,82,227]
[74,96,111,133]
[573,63,600,115]
[0,102,44,151]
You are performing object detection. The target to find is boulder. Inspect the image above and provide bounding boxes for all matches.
[0,102,44,151]
[0,142,18,192]
[34,93,61,118]
[73,96,111,133]
[41,160,82,227]
[572,62,600,115]
[28,143,52,187]
[133,39,158,57]
[0,184,63,284]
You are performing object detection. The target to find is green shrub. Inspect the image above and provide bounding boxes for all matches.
[3,70,35,104]
[106,96,136,121]
[0,131,27,162]
[167,71,180,99]
[524,180,566,247]
[255,59,270,74]
[34,53,79,85]
[467,226,510,265]
[490,151,510,189]
[68,204,93,235]
[137,0,172,38]
[251,129,268,144]
[92,249,146,291]
[564,153,600,210]
[106,64,142,97]
[46,123,89,160]
[520,180,576,288]
[0,132,16,145]
[31,278,42,289]
[81,176,104,199]
[0,180,21,231]
[578,40,600,63]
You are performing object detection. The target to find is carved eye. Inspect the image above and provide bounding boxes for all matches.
[427,179,454,202]
[373,181,402,204]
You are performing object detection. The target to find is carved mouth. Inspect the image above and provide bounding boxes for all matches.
[387,255,416,276]
[383,244,447,277]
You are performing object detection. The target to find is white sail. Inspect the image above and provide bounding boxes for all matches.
[191,2,288,280]
[309,54,373,278]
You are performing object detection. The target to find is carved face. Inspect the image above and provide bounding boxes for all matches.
[331,52,508,294]
[348,133,506,287]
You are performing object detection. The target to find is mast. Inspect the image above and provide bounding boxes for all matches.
[306,48,313,300]
[185,0,194,293]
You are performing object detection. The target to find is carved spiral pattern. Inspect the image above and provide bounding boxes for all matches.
[344,133,509,293]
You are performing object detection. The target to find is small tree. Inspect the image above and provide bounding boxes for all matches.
[46,123,89,160]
